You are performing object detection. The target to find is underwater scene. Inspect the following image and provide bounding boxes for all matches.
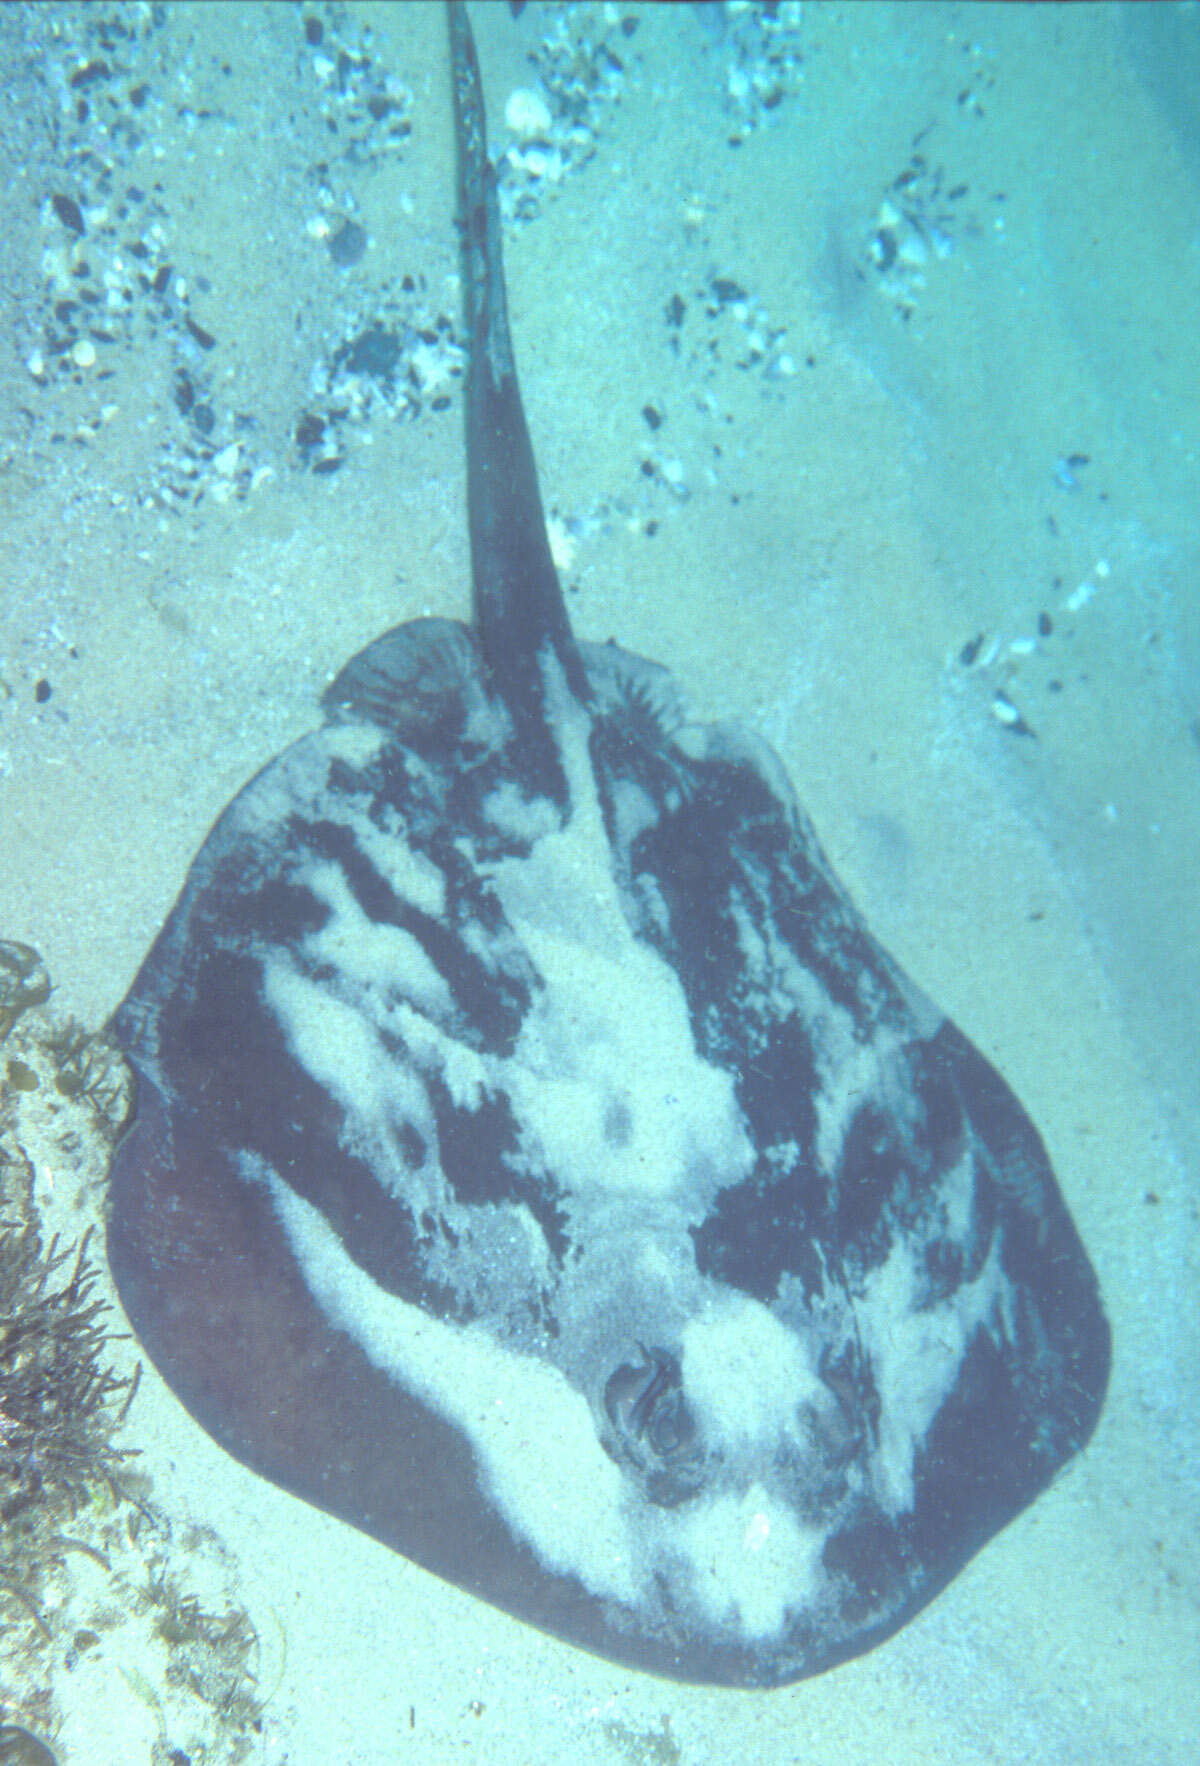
[0,2,1196,1761]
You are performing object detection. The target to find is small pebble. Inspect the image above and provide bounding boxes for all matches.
[0,1721,58,1764]
[328,220,367,268]
[505,88,552,143]
[51,191,85,234]
[71,337,96,368]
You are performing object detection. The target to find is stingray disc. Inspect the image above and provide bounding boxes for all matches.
[107,616,1108,1685]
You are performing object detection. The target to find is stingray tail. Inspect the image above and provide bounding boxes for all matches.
[449,1,590,763]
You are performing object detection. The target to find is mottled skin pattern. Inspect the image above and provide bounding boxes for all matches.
[105,2,1109,1686]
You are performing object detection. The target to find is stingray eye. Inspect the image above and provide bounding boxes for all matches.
[603,1346,706,1507]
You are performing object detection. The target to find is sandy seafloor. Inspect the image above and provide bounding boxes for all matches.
[1,1,1198,1762]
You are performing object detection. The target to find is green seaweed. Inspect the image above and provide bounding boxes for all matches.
[601,1714,681,1766]
[43,1021,132,1133]
[0,1195,136,1672]
[0,948,269,1761]
[138,1562,268,1758]
[0,1225,133,1524]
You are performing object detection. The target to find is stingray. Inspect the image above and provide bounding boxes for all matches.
[105,2,1109,1688]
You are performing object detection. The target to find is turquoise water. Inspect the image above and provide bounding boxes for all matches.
[0,3,1196,1760]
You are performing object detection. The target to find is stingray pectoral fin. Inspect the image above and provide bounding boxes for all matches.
[104,1080,744,1683]
[107,1082,507,1586]
[940,1018,1111,1461]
